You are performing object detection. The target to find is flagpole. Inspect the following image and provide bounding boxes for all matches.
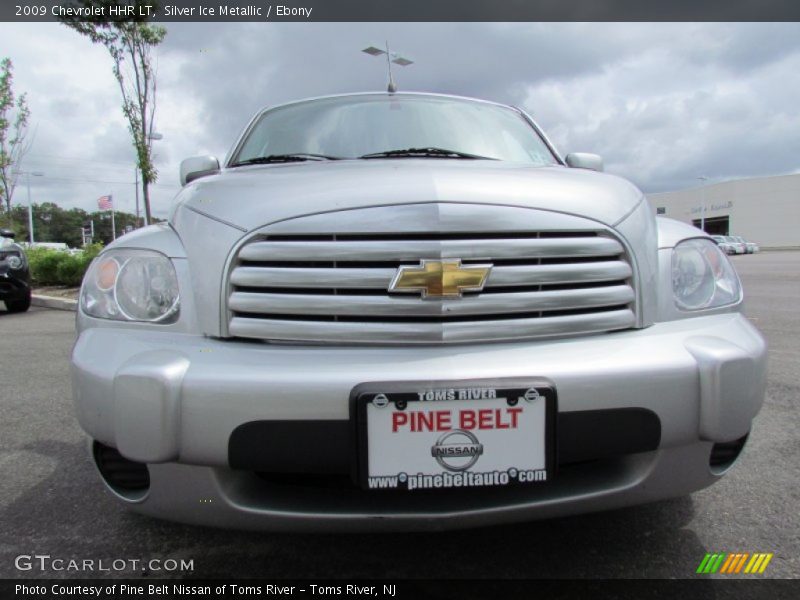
[111,193,116,241]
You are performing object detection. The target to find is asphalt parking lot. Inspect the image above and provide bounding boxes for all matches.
[0,251,797,581]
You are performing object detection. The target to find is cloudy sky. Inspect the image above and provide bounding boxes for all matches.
[2,21,800,220]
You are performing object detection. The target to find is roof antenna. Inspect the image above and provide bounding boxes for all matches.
[362,41,414,93]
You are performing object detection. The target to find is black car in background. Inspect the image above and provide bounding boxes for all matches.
[0,229,31,313]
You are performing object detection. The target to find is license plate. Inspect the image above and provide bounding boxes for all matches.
[353,379,556,491]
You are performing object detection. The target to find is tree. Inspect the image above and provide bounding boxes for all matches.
[60,1,165,226]
[88,209,141,245]
[0,58,31,228]
[9,201,158,247]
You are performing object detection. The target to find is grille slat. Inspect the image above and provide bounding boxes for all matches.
[238,237,624,263]
[229,285,635,317]
[230,261,632,289]
[232,266,396,288]
[229,309,636,344]
[227,230,637,344]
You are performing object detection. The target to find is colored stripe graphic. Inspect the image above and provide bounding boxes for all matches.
[720,553,750,574]
[719,554,739,573]
[698,553,727,574]
[734,553,750,573]
[697,554,713,574]
[744,553,774,574]
[720,554,737,573]
[710,553,726,573]
[700,552,774,575]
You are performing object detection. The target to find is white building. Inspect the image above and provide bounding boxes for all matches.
[648,173,800,250]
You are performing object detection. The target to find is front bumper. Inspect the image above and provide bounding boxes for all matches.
[0,270,30,302]
[71,313,767,530]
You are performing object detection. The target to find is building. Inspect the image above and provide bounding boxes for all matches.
[648,173,800,249]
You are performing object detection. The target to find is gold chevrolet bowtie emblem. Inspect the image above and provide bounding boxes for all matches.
[389,260,493,298]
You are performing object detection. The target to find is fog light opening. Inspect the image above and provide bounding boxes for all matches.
[92,441,150,502]
[709,433,749,475]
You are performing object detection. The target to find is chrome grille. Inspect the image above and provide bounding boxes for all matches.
[226,231,636,344]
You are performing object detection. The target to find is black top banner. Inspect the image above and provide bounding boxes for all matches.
[4,0,800,22]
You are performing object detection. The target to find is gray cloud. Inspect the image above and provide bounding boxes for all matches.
[2,21,799,225]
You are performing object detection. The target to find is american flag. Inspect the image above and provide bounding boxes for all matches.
[97,195,113,210]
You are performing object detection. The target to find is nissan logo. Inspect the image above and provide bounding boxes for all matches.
[431,429,484,471]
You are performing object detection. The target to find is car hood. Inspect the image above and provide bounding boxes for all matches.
[171,159,644,231]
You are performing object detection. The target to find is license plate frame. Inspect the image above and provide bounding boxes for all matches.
[351,378,557,491]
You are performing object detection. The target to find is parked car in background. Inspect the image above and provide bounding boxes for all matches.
[723,235,747,255]
[0,230,32,313]
[71,92,767,531]
[711,235,737,255]
[732,236,759,254]
[30,241,69,251]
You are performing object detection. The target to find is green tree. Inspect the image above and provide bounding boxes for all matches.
[39,202,88,247]
[11,201,162,247]
[60,1,165,226]
[11,202,87,247]
[88,209,141,245]
[0,57,31,228]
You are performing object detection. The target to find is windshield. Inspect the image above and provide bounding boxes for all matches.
[231,95,559,166]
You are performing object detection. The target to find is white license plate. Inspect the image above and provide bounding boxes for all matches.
[355,381,555,491]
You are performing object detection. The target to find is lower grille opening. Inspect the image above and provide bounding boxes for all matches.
[709,434,749,473]
[92,441,150,499]
[253,457,632,494]
[256,471,359,491]
[217,452,655,515]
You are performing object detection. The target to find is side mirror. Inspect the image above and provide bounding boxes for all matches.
[180,156,220,186]
[565,153,604,172]
[0,229,15,239]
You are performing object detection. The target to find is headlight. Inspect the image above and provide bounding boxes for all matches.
[672,238,741,310]
[0,250,24,269]
[7,254,23,270]
[81,249,179,323]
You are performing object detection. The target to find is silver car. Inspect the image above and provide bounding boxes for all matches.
[72,93,767,531]
[732,235,758,254]
[723,235,747,255]
[711,235,737,255]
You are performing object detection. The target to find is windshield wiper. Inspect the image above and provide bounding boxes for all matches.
[230,153,342,166]
[359,147,495,160]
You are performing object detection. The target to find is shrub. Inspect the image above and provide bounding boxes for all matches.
[29,250,69,285]
[55,255,87,286]
[27,244,104,287]
[82,242,103,262]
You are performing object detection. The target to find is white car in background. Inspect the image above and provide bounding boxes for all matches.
[723,236,747,255]
[732,236,759,254]
[711,235,737,255]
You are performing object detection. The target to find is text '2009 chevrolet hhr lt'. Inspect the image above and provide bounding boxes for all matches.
[71,93,767,531]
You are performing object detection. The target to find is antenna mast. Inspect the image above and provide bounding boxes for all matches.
[362,42,414,93]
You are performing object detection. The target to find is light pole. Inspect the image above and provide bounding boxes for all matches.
[362,42,413,92]
[697,176,708,232]
[12,170,44,244]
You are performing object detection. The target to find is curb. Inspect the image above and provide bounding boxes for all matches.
[32,295,78,312]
